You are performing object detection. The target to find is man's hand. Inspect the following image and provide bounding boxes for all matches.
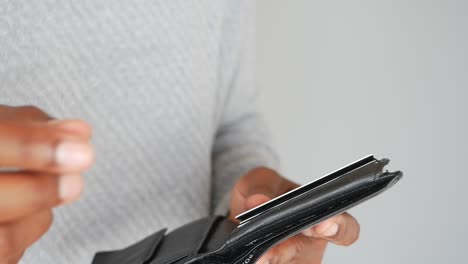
[229,167,360,264]
[0,105,94,264]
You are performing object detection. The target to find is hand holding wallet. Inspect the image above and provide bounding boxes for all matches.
[92,155,402,264]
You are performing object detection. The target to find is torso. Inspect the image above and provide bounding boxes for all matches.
[0,1,230,263]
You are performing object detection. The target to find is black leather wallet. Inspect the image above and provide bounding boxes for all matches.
[92,155,402,264]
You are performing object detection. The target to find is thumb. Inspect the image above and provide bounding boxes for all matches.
[228,168,282,222]
[228,187,275,222]
[245,193,272,211]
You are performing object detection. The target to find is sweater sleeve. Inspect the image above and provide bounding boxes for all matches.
[211,1,280,214]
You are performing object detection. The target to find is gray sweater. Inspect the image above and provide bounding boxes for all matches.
[0,1,278,263]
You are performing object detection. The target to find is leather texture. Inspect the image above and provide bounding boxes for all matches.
[92,156,402,264]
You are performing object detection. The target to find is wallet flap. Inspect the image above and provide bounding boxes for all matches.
[150,217,220,264]
[92,229,166,264]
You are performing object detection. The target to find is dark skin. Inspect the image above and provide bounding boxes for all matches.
[0,106,94,264]
[0,106,359,264]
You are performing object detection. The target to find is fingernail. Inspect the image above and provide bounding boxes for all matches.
[58,174,84,202]
[56,142,93,168]
[321,223,339,237]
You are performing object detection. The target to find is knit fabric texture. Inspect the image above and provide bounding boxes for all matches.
[0,1,278,263]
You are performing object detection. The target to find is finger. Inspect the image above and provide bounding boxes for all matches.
[257,233,327,264]
[245,194,271,210]
[0,105,52,122]
[0,211,52,261]
[48,120,93,140]
[2,251,24,264]
[0,172,83,222]
[0,105,92,140]
[237,168,282,198]
[256,237,298,264]
[227,193,273,223]
[229,168,285,221]
[293,237,328,264]
[311,213,360,246]
[229,188,274,222]
[0,122,94,173]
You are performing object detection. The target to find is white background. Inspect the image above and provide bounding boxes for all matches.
[256,0,468,263]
